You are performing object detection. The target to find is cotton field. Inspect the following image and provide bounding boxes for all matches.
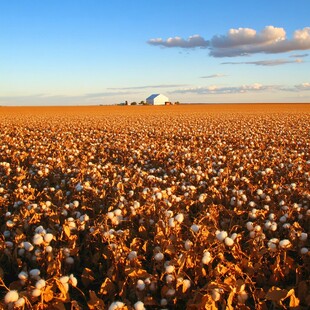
[0,104,309,309]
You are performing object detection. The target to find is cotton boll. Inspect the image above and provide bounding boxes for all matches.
[184,239,193,251]
[108,301,125,310]
[190,224,200,233]
[18,271,28,281]
[216,230,228,241]
[69,274,78,287]
[246,222,254,231]
[154,252,164,261]
[32,288,42,297]
[237,291,248,303]
[224,237,234,247]
[211,288,221,301]
[134,301,145,310]
[46,245,53,253]
[59,276,69,284]
[33,234,44,245]
[4,290,19,304]
[183,279,191,291]
[3,230,10,238]
[270,222,277,231]
[300,248,308,255]
[136,279,145,291]
[168,218,175,228]
[166,288,176,297]
[65,256,74,264]
[165,265,175,274]
[29,269,40,279]
[160,299,168,306]
[23,241,34,251]
[44,233,54,243]
[14,297,25,308]
[128,251,138,261]
[35,279,46,290]
[202,251,212,265]
[166,274,175,284]
[300,233,308,241]
[175,213,184,224]
[279,239,291,249]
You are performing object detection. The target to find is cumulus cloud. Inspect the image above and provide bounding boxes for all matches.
[295,82,310,90]
[201,74,227,78]
[148,26,310,57]
[222,58,304,66]
[170,83,272,95]
[147,35,209,48]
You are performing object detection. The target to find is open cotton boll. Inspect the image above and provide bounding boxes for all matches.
[300,232,308,241]
[134,301,145,310]
[211,288,221,301]
[190,224,200,233]
[69,274,78,287]
[165,265,175,274]
[14,297,25,307]
[29,269,40,278]
[246,222,254,231]
[128,251,138,261]
[175,213,184,224]
[216,230,228,242]
[43,233,53,243]
[279,239,291,249]
[65,256,74,264]
[300,248,308,255]
[182,279,191,291]
[136,279,145,291]
[237,291,248,303]
[59,276,69,284]
[154,252,164,261]
[35,279,46,290]
[166,274,175,284]
[32,288,42,297]
[224,237,234,247]
[33,234,44,245]
[4,290,19,304]
[168,218,175,228]
[18,271,28,281]
[202,251,212,265]
[184,239,193,250]
[108,301,125,310]
[166,288,176,297]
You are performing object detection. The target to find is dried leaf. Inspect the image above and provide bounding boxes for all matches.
[87,291,105,310]
[81,268,95,288]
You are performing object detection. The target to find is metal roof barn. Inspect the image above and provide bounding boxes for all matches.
[146,94,169,105]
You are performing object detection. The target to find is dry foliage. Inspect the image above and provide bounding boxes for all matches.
[0,104,309,309]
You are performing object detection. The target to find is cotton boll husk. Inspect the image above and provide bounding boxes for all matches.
[4,290,19,303]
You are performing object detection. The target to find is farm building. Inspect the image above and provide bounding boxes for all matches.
[146,94,169,105]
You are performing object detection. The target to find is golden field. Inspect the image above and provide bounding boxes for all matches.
[0,104,309,309]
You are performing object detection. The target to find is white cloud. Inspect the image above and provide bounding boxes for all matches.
[170,83,271,95]
[147,35,209,48]
[295,82,310,90]
[148,26,310,57]
[222,58,304,66]
[107,84,188,90]
[201,74,227,78]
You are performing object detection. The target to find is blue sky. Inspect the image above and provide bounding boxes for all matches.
[1,0,310,105]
